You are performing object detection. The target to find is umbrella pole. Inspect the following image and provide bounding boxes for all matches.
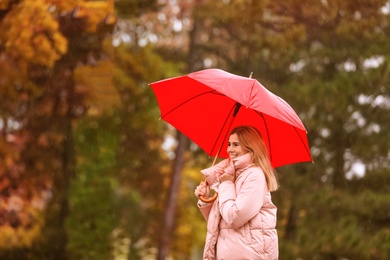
[198,147,221,203]
[199,102,242,203]
[212,146,221,166]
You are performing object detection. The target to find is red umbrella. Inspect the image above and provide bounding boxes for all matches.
[150,68,312,169]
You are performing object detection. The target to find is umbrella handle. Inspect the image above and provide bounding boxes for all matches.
[199,181,218,203]
[199,135,235,203]
[199,192,218,203]
[198,142,222,203]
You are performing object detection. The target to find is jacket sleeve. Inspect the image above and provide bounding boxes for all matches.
[200,159,229,186]
[218,169,265,229]
[198,200,214,221]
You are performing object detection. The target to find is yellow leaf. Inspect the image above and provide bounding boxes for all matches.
[2,0,68,68]
[74,60,120,115]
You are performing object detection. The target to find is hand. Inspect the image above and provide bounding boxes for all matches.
[224,159,235,175]
[194,181,210,199]
[219,159,235,182]
[220,172,234,182]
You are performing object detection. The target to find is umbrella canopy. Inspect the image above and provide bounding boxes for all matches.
[150,68,312,168]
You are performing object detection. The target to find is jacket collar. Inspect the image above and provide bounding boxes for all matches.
[232,152,253,177]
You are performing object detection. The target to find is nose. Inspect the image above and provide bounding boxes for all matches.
[227,145,234,153]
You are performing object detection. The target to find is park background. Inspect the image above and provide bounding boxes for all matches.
[0,0,389,259]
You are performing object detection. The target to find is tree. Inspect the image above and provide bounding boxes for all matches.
[112,44,175,259]
[187,0,390,258]
[66,115,120,260]
[0,0,115,258]
[139,0,390,258]
[63,58,121,259]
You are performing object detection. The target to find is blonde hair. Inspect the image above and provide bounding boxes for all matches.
[230,126,278,191]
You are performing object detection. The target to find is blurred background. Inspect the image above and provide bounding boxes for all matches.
[0,0,389,259]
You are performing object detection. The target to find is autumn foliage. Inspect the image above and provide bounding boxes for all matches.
[0,0,115,254]
[1,0,390,259]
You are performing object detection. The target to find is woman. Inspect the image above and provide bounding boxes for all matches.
[194,126,279,260]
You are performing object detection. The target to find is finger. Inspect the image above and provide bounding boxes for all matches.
[195,186,205,195]
[195,189,202,197]
[200,181,207,187]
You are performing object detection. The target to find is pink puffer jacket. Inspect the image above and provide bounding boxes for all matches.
[198,158,278,260]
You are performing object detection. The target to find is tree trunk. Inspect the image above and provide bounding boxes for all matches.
[42,123,72,260]
[284,204,297,240]
[40,60,76,260]
[332,117,346,189]
[157,2,203,258]
[157,131,188,260]
[1,115,7,139]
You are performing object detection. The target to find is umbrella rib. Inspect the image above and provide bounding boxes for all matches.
[256,111,312,166]
[254,111,273,164]
[210,104,237,156]
[293,126,312,162]
[248,80,255,105]
[160,90,224,119]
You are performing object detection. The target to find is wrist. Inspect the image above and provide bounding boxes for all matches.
[198,200,209,207]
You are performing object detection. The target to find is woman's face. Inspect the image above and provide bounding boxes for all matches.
[227,133,247,159]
